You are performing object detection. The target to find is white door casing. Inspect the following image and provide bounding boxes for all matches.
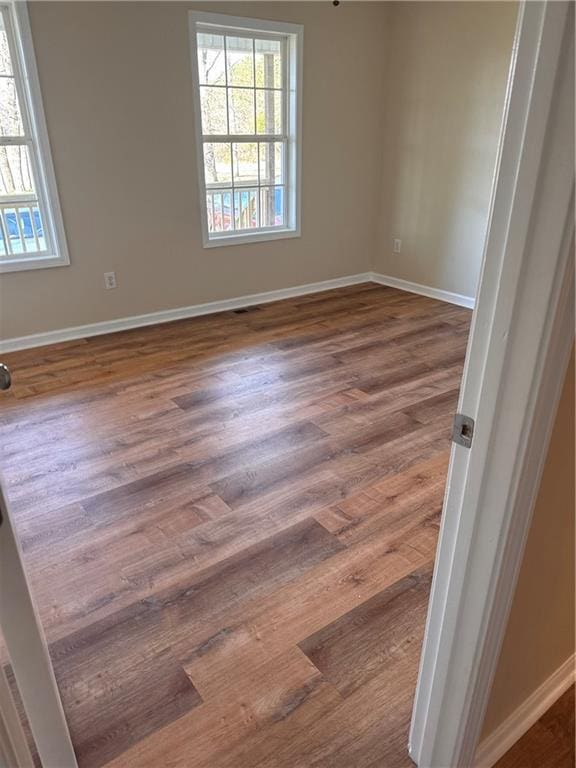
[0,663,35,768]
[0,484,78,767]
[410,2,574,766]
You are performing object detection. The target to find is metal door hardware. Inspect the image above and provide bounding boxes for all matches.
[0,363,11,391]
[452,413,474,448]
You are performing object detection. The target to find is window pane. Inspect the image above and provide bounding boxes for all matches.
[203,142,231,187]
[200,86,227,134]
[226,36,254,87]
[34,206,46,248]
[192,20,296,243]
[228,88,255,135]
[197,33,226,85]
[0,203,45,255]
[255,39,282,89]
[2,208,23,253]
[18,207,38,252]
[234,188,258,230]
[232,142,258,186]
[0,145,34,195]
[256,90,282,135]
[260,186,284,228]
[207,189,232,233]
[0,77,24,136]
[0,13,13,76]
[259,142,283,185]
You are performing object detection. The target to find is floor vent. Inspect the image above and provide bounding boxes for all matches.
[233,306,261,314]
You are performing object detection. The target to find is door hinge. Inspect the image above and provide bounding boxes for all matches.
[0,363,11,391]
[452,413,475,448]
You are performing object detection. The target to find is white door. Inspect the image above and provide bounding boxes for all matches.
[0,363,78,768]
[409,2,574,765]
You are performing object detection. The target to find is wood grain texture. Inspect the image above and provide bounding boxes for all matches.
[298,567,433,698]
[0,284,470,767]
[495,687,575,768]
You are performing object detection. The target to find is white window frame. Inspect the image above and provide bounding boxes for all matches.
[189,11,302,249]
[0,1,68,273]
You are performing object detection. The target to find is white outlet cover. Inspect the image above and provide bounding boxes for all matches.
[104,272,117,289]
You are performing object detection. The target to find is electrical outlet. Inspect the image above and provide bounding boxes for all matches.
[104,271,117,290]
[393,238,402,254]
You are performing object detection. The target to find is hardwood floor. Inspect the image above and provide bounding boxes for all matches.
[495,687,575,768]
[0,283,471,768]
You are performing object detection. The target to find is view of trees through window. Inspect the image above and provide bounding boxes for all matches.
[0,8,46,257]
[197,31,287,235]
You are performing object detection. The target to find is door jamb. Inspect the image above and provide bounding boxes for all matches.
[409,2,574,765]
[0,486,79,767]
[0,665,35,768]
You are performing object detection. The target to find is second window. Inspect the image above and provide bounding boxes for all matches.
[191,13,301,246]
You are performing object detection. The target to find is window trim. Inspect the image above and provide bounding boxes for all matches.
[189,11,303,249]
[0,1,69,273]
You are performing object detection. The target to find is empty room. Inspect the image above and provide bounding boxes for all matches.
[1,2,574,768]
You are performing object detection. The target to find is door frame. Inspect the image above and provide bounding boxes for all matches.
[0,485,78,767]
[409,1,574,766]
[0,665,35,768]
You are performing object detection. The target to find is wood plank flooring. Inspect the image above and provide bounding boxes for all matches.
[495,687,575,768]
[0,284,471,767]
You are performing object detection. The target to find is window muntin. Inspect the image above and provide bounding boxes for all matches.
[0,3,68,271]
[190,14,301,247]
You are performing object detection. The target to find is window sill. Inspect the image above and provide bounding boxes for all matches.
[203,228,300,249]
[0,252,70,274]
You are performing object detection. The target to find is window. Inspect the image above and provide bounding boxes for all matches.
[0,3,68,272]
[189,12,302,248]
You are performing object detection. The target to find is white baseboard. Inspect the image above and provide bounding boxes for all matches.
[0,273,373,353]
[474,654,575,768]
[0,270,476,353]
[370,272,475,309]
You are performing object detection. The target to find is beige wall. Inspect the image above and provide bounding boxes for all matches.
[0,2,387,339]
[0,2,515,341]
[482,349,575,738]
[374,2,517,299]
